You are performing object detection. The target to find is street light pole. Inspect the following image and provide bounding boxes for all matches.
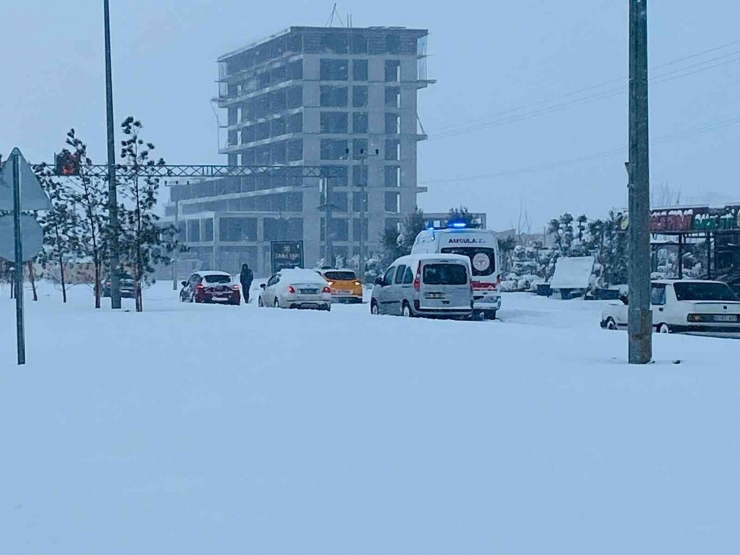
[627,0,652,364]
[322,178,334,267]
[104,0,122,309]
[357,148,378,283]
[172,198,179,290]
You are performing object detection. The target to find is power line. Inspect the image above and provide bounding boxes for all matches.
[429,50,740,141]
[428,39,740,138]
[420,115,740,185]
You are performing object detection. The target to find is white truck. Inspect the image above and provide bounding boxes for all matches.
[412,223,501,319]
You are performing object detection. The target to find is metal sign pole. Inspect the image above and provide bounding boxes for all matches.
[172,199,179,290]
[12,153,26,365]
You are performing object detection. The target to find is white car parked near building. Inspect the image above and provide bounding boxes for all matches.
[258,268,333,311]
[600,280,740,334]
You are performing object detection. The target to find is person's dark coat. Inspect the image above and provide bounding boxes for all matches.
[240,265,254,287]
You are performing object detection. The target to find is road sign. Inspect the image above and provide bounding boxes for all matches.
[0,214,44,263]
[271,241,304,275]
[0,147,52,211]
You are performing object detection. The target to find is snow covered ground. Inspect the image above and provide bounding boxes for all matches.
[1,282,740,554]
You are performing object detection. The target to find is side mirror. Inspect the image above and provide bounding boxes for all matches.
[375,277,384,286]
[260,283,266,289]
[181,281,187,287]
[621,295,629,306]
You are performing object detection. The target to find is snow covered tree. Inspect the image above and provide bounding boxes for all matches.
[117,117,178,312]
[35,162,80,303]
[547,218,562,252]
[559,213,574,254]
[447,206,474,225]
[499,236,517,273]
[379,208,425,269]
[600,211,628,286]
[65,130,109,309]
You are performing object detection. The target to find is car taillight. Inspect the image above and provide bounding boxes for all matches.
[323,286,332,294]
[196,284,204,290]
[287,285,296,294]
[413,262,421,291]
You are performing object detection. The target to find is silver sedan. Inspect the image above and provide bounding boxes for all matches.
[259,268,333,311]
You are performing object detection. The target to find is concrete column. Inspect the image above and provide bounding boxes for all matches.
[213,214,221,270]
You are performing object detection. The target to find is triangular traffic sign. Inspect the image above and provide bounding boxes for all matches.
[0,148,53,211]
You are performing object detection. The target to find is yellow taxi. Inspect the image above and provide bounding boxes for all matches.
[317,269,363,304]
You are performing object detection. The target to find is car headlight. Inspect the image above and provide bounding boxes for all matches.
[687,314,703,323]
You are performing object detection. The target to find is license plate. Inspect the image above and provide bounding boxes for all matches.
[714,315,737,322]
[425,292,444,299]
[301,289,318,294]
[336,290,353,295]
[212,297,229,302]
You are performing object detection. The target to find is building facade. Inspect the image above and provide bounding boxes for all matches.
[166,26,432,277]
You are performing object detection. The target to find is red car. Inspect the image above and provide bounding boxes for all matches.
[180,271,241,305]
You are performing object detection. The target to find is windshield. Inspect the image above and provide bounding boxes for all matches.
[440,247,495,276]
[673,282,738,302]
[324,271,356,281]
[204,275,232,284]
[422,263,468,285]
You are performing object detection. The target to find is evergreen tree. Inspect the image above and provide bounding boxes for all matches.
[559,213,574,255]
[117,117,178,312]
[35,162,80,303]
[547,218,562,252]
[379,208,425,268]
[447,206,474,225]
[65,129,109,308]
[499,236,517,273]
[600,211,628,286]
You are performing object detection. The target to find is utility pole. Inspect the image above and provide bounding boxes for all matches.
[172,198,179,290]
[628,0,652,364]
[104,0,122,309]
[320,178,335,267]
[356,148,378,283]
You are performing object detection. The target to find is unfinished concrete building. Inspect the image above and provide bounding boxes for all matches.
[166,26,432,277]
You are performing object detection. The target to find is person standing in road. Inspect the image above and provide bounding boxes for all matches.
[240,264,254,304]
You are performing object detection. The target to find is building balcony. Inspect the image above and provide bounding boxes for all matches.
[219,132,303,155]
[216,79,300,108]
[223,108,303,133]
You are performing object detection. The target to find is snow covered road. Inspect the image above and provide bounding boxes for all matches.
[1,283,739,554]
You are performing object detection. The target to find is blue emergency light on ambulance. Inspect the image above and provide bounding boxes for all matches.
[411,225,502,320]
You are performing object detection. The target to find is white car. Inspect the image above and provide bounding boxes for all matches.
[258,268,333,311]
[600,280,740,334]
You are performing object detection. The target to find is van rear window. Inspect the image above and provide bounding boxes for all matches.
[423,264,468,285]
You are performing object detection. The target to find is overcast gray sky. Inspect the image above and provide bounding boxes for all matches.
[2,0,739,230]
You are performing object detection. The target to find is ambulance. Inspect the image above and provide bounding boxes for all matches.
[411,221,502,319]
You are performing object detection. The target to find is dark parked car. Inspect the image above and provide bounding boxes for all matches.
[180,271,241,305]
[102,273,136,298]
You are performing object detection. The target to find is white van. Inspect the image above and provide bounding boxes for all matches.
[370,254,474,319]
[412,224,501,319]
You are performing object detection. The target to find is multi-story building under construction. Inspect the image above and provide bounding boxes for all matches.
[166,25,433,277]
